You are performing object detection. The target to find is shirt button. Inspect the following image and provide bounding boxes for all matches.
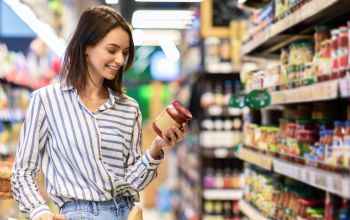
[96,134,99,138]
[99,156,102,160]
[107,176,111,180]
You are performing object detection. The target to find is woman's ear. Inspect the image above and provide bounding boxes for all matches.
[85,46,91,56]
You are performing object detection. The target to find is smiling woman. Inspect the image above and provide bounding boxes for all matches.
[11,5,190,220]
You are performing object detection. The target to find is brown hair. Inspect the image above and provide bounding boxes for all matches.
[60,5,135,98]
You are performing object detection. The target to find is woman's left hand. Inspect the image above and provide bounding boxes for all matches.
[154,123,190,149]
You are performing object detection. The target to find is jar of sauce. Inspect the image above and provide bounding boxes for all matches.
[152,100,192,137]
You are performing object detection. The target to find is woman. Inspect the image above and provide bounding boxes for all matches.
[11,5,188,220]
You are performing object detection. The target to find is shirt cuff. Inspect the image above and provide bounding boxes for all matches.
[143,149,162,170]
[30,204,51,220]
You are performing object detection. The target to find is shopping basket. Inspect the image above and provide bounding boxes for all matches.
[0,161,13,199]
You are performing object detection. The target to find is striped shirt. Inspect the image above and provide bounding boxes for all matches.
[11,84,162,219]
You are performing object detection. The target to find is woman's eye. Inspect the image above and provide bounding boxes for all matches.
[107,49,115,54]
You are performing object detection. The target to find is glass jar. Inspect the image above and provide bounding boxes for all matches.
[338,26,349,75]
[286,123,298,157]
[331,29,340,79]
[152,100,192,137]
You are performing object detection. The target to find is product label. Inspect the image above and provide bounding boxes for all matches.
[154,110,180,133]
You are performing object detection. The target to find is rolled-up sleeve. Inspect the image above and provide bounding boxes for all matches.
[11,90,50,219]
[125,105,162,191]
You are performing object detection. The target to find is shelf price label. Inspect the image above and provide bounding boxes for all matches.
[229,93,246,108]
[246,90,271,109]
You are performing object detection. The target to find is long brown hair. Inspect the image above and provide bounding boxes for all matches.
[60,5,135,98]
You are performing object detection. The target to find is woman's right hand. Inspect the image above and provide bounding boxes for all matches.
[34,213,65,220]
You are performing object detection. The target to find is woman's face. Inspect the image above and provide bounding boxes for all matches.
[85,27,130,82]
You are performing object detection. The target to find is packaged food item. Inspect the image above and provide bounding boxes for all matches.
[314,25,330,54]
[152,100,192,137]
[296,130,318,157]
[331,29,340,79]
[338,26,349,75]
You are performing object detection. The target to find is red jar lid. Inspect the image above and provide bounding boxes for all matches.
[172,100,192,120]
[296,130,318,135]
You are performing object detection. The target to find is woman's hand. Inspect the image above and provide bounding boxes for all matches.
[34,213,65,220]
[154,123,190,149]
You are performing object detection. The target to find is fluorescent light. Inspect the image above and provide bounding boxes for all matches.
[132,29,181,46]
[3,0,66,57]
[132,10,194,29]
[135,0,201,2]
[159,38,180,62]
[105,0,119,4]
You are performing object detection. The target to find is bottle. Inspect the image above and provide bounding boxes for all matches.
[331,121,346,167]
[200,82,214,108]
[331,29,340,79]
[343,121,350,168]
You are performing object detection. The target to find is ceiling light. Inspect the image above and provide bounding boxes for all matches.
[135,0,201,2]
[105,0,119,4]
[132,10,194,29]
[3,0,66,57]
[160,38,180,62]
[132,29,181,46]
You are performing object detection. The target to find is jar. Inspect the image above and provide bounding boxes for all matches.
[314,25,330,54]
[296,119,317,131]
[343,121,350,168]
[338,26,349,74]
[331,29,340,79]
[286,123,298,157]
[152,100,192,137]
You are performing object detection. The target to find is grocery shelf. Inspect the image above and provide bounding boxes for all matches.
[238,200,270,220]
[242,0,350,56]
[236,147,273,170]
[273,159,350,199]
[203,189,243,200]
[201,147,236,158]
[270,79,339,104]
[269,78,350,105]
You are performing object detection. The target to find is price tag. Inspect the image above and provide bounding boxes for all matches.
[309,171,316,185]
[342,178,350,198]
[300,169,307,182]
[326,175,334,191]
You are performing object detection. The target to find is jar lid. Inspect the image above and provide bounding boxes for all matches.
[296,130,318,135]
[346,121,350,127]
[172,100,192,120]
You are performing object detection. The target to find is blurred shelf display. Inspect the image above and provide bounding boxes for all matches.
[201,147,236,159]
[203,189,243,201]
[242,0,350,56]
[236,147,273,170]
[239,200,269,220]
[273,158,350,199]
[269,78,350,105]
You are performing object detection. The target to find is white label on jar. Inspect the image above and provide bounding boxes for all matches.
[154,110,181,133]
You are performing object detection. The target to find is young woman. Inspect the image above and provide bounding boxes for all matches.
[11,5,188,220]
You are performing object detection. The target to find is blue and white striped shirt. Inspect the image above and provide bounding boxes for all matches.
[11,84,162,219]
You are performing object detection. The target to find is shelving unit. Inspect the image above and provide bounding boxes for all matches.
[269,78,350,105]
[237,146,350,199]
[203,189,243,200]
[236,147,273,170]
[242,0,350,56]
[238,200,270,220]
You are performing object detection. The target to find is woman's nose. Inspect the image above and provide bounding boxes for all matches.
[114,52,125,65]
